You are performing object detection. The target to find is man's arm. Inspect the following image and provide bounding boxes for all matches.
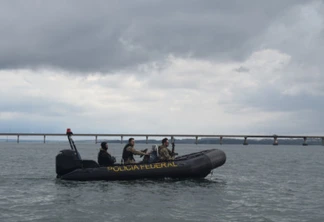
[160,148,173,160]
[127,147,147,156]
[107,153,116,164]
[167,148,173,155]
[102,152,115,165]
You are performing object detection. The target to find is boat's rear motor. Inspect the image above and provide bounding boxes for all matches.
[56,149,82,177]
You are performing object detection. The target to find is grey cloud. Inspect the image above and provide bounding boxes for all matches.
[0,97,85,117]
[0,0,308,73]
[235,66,250,73]
[255,1,324,68]
[248,109,324,135]
[0,119,63,133]
[218,84,324,134]
[220,86,324,113]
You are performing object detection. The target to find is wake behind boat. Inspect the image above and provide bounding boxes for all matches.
[55,129,226,181]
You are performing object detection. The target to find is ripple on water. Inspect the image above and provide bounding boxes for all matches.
[1,143,324,222]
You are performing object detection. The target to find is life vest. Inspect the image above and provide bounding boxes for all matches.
[122,144,134,161]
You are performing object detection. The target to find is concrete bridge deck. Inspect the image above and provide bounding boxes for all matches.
[0,133,323,145]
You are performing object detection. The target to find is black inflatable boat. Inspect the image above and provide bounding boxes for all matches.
[55,129,226,181]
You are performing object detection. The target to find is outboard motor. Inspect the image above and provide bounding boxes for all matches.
[56,149,82,177]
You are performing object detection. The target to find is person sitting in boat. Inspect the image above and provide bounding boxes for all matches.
[147,145,159,163]
[98,142,116,166]
[158,138,175,161]
[122,138,148,164]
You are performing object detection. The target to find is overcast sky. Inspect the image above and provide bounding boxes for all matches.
[1,0,324,137]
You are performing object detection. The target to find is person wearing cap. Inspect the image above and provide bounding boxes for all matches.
[158,138,175,161]
[122,138,149,164]
[98,142,116,166]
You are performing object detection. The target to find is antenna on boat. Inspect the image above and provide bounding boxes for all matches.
[171,136,175,154]
[66,128,82,160]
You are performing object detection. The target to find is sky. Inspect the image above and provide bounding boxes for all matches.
[1,0,324,136]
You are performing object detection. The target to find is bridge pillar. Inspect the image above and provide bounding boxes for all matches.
[322,138,324,146]
[43,135,46,144]
[146,136,148,144]
[171,136,174,143]
[302,137,308,146]
[220,136,223,145]
[195,136,198,145]
[95,135,98,144]
[121,136,123,144]
[273,136,278,145]
[243,137,248,145]
[17,135,19,143]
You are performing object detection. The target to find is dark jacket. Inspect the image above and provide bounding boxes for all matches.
[98,148,116,166]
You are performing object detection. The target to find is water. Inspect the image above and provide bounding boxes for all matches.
[0,141,323,222]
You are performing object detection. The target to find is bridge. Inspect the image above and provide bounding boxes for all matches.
[0,133,323,146]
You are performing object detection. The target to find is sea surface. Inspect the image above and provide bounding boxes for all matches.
[0,141,323,222]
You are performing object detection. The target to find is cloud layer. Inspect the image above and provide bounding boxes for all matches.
[0,0,310,72]
[0,1,323,135]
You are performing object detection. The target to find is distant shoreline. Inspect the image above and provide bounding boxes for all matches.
[0,138,322,145]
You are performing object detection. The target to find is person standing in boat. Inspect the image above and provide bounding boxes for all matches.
[158,138,175,161]
[98,142,116,166]
[122,138,148,164]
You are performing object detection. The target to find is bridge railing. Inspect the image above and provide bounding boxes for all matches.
[0,133,323,146]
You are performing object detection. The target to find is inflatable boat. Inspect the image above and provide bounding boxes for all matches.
[55,129,227,181]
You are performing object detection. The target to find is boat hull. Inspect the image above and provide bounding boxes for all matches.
[57,149,226,181]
